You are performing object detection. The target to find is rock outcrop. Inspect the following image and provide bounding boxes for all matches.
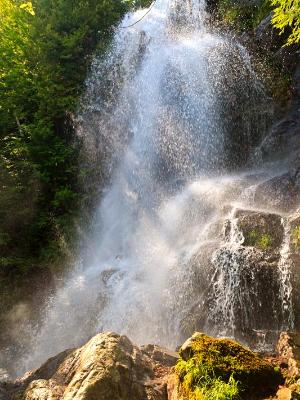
[277,332,300,379]
[6,332,178,400]
[5,332,300,399]
[168,332,283,400]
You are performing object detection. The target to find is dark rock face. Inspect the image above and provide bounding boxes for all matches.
[179,206,300,348]
[5,332,178,400]
[255,14,284,52]
[253,172,300,213]
[254,13,300,71]
[257,65,300,168]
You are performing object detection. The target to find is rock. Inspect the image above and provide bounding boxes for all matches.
[276,387,293,400]
[259,120,300,164]
[288,211,300,330]
[277,332,300,379]
[290,211,300,255]
[0,386,10,400]
[234,209,284,251]
[256,63,300,170]
[170,332,283,399]
[253,173,300,213]
[255,14,278,49]
[254,13,299,69]
[23,380,63,400]
[11,332,176,400]
[180,209,286,345]
[17,349,74,386]
[140,344,179,367]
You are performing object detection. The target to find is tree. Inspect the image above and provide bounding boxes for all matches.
[0,0,134,273]
[271,0,300,45]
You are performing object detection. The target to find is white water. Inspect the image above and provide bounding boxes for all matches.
[12,0,295,375]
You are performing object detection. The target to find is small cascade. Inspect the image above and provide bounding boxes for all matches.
[278,219,295,330]
[204,206,295,349]
[205,208,255,340]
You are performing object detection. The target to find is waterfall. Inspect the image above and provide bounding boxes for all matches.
[11,0,293,376]
[278,219,295,330]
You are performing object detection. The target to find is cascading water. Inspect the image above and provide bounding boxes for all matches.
[7,0,296,377]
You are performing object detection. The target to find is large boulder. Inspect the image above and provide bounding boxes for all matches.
[9,332,178,400]
[169,332,283,400]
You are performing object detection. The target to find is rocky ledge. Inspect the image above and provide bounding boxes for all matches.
[2,331,300,400]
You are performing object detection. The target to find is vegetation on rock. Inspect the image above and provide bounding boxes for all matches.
[246,230,273,250]
[174,332,283,399]
[292,225,300,251]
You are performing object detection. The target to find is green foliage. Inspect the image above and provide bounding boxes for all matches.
[292,225,300,251]
[217,0,271,31]
[176,359,240,400]
[247,230,273,250]
[174,333,283,400]
[271,0,300,45]
[0,0,133,273]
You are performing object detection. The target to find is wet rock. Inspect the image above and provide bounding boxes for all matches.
[177,241,221,340]
[254,14,299,70]
[253,172,300,213]
[259,120,300,164]
[234,209,284,251]
[180,208,285,345]
[257,62,300,167]
[170,332,283,399]
[11,332,175,400]
[0,385,10,400]
[277,332,300,379]
[210,245,282,343]
[287,210,300,330]
[255,14,281,51]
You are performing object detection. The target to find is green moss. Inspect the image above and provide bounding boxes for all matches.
[292,226,300,251]
[245,230,273,250]
[174,333,283,399]
[176,359,240,400]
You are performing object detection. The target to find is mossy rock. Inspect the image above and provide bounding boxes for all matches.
[291,221,300,254]
[235,209,284,252]
[174,332,283,399]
